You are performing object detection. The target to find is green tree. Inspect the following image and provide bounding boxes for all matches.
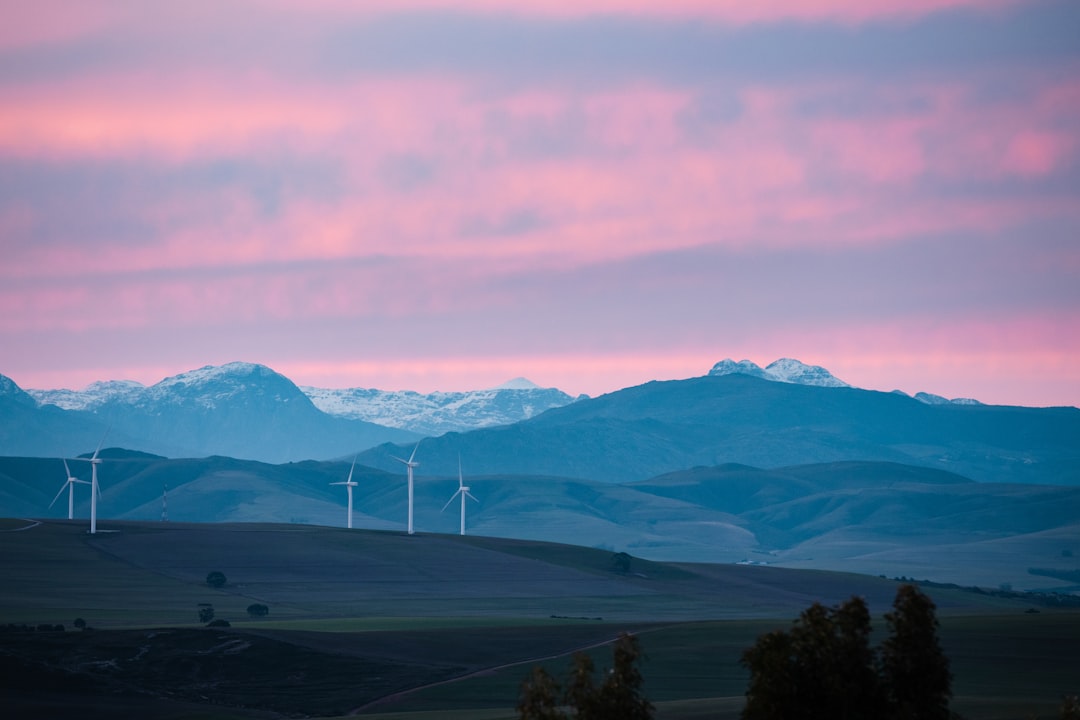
[198,605,215,623]
[880,584,952,720]
[206,571,227,588]
[73,617,86,630]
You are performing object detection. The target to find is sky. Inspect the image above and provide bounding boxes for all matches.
[1,0,1078,407]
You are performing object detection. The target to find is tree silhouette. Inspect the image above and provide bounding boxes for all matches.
[880,584,952,720]
[206,571,227,588]
[517,632,653,720]
[741,584,952,720]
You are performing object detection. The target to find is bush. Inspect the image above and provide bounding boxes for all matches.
[73,617,86,630]
[246,603,269,618]
[206,618,231,628]
[198,605,215,623]
[206,571,227,588]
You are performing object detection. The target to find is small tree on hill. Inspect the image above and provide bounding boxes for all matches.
[206,571,227,588]
[73,617,86,630]
[246,603,269,618]
[198,605,215,623]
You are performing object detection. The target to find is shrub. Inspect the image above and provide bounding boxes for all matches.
[206,571,227,588]
[73,617,86,630]
[206,618,231,628]
[198,605,215,623]
[246,603,269,618]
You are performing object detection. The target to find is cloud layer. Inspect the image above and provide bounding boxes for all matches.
[2,0,1078,405]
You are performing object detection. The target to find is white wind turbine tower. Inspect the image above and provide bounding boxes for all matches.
[49,459,90,520]
[330,456,359,529]
[71,429,109,534]
[391,442,421,535]
[442,455,478,536]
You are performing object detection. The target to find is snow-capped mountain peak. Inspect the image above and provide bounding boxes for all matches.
[491,377,542,391]
[708,358,850,388]
[707,359,772,380]
[764,358,850,388]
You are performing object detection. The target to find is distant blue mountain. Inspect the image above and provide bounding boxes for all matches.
[358,373,1080,486]
[2,364,417,462]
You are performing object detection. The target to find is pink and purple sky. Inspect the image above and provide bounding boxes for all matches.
[1,0,1078,406]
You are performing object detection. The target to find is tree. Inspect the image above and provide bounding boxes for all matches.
[611,552,632,573]
[198,605,215,623]
[517,632,653,720]
[741,584,952,720]
[206,571,227,588]
[880,584,952,720]
[246,603,269,618]
[517,666,563,720]
[73,617,86,630]
[595,632,653,720]
[742,596,881,720]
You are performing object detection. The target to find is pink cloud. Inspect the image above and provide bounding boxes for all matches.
[264,0,1019,25]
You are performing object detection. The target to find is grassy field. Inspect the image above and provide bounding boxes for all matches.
[2,518,1077,719]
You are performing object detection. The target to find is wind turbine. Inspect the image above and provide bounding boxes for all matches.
[71,428,109,534]
[441,455,478,536]
[49,459,90,520]
[330,456,359,529]
[391,442,421,535]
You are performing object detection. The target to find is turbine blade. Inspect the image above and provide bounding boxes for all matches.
[92,424,112,461]
[390,456,408,465]
[63,458,72,478]
[49,483,68,509]
[347,455,356,484]
[408,441,420,464]
[441,490,461,513]
[465,491,479,503]
[72,479,90,485]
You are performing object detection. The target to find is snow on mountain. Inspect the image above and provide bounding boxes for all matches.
[914,392,983,406]
[29,379,146,411]
[706,358,985,403]
[301,379,581,435]
[764,358,850,388]
[0,373,36,407]
[142,362,306,410]
[707,358,850,388]
[492,377,542,391]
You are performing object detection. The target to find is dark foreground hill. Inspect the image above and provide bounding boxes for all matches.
[2,454,1078,590]
[1,520,1078,720]
[358,374,1080,485]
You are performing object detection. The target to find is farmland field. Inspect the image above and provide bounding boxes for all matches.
[2,519,1077,719]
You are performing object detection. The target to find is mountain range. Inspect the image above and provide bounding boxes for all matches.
[3,359,1078,484]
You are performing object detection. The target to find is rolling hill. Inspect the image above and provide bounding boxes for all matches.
[2,454,1077,590]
